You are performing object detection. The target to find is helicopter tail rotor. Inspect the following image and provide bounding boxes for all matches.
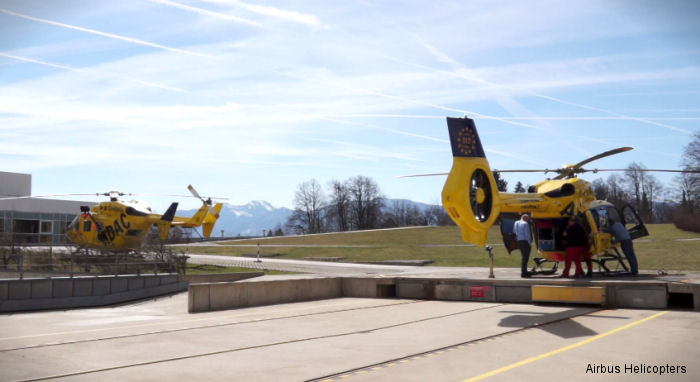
[442,117,501,247]
[201,203,223,238]
[188,184,219,218]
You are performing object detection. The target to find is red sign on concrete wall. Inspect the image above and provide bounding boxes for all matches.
[469,286,491,298]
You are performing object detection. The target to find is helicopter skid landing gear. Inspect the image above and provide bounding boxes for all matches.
[593,247,632,276]
[530,257,558,275]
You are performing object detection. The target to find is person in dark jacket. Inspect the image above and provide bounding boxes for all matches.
[608,218,638,275]
[561,218,588,278]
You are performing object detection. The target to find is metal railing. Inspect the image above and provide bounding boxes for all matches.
[0,247,186,279]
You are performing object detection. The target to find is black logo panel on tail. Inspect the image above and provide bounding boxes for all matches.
[447,117,485,158]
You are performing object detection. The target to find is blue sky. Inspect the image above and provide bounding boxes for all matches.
[1,0,699,211]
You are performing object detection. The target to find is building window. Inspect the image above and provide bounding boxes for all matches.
[41,221,53,234]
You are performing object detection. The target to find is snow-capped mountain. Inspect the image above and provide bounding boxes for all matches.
[181,200,292,237]
[180,199,442,237]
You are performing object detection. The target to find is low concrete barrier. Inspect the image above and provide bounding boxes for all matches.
[187,275,699,313]
[179,272,263,283]
[189,278,343,313]
[0,274,187,312]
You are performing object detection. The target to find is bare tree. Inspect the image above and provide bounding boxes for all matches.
[624,162,647,209]
[326,180,350,232]
[286,179,325,234]
[606,173,628,207]
[642,175,663,222]
[591,178,608,200]
[347,175,383,230]
[680,132,700,211]
[675,172,698,214]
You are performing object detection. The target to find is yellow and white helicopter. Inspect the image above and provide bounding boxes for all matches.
[3,185,222,251]
[408,117,699,274]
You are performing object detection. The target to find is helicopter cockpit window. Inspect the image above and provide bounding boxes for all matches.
[125,206,148,217]
[544,183,575,198]
[589,206,620,231]
[590,207,608,230]
[68,216,79,231]
[83,220,92,232]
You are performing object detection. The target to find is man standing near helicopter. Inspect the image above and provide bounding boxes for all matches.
[514,213,532,278]
[609,218,639,275]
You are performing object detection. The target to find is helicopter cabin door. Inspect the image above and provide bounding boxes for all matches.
[621,204,649,240]
[500,218,518,254]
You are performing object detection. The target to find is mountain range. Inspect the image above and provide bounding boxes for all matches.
[181,199,437,237]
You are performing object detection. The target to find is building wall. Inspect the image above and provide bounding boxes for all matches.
[0,171,31,197]
[0,172,95,244]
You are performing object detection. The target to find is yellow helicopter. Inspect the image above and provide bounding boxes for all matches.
[63,184,222,251]
[409,116,697,274]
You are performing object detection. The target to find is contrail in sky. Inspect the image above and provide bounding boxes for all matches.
[388,54,693,135]
[147,0,262,27]
[0,52,188,93]
[202,0,322,27]
[0,8,217,59]
[271,69,547,132]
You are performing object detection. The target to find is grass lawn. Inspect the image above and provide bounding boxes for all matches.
[179,224,700,272]
[185,263,293,275]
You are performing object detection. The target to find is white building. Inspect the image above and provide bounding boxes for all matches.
[0,171,95,244]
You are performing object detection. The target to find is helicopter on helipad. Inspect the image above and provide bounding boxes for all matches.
[406,116,699,274]
[2,185,222,251]
[66,185,222,251]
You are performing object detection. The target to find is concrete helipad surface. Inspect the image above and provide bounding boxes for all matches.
[1,292,697,381]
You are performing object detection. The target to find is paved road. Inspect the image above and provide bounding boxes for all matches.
[0,293,696,381]
[187,254,698,284]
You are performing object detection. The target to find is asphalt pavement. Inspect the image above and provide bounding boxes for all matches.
[1,293,697,381]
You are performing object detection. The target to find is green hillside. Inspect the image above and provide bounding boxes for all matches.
[185,224,700,271]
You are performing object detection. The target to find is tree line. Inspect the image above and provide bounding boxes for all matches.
[285,175,452,235]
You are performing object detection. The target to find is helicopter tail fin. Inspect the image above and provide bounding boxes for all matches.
[441,117,501,247]
[157,202,178,240]
[202,203,223,238]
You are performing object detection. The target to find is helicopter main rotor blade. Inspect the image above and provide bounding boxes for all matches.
[165,194,229,200]
[0,193,102,201]
[396,173,449,178]
[581,168,700,174]
[493,169,555,173]
[187,184,219,217]
[571,147,634,170]
[397,169,560,178]
[553,147,634,180]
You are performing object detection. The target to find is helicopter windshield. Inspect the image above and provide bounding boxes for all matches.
[589,205,621,231]
[67,215,80,231]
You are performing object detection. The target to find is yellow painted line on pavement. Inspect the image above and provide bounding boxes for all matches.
[462,310,669,382]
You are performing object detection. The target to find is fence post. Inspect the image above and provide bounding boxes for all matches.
[19,250,24,280]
